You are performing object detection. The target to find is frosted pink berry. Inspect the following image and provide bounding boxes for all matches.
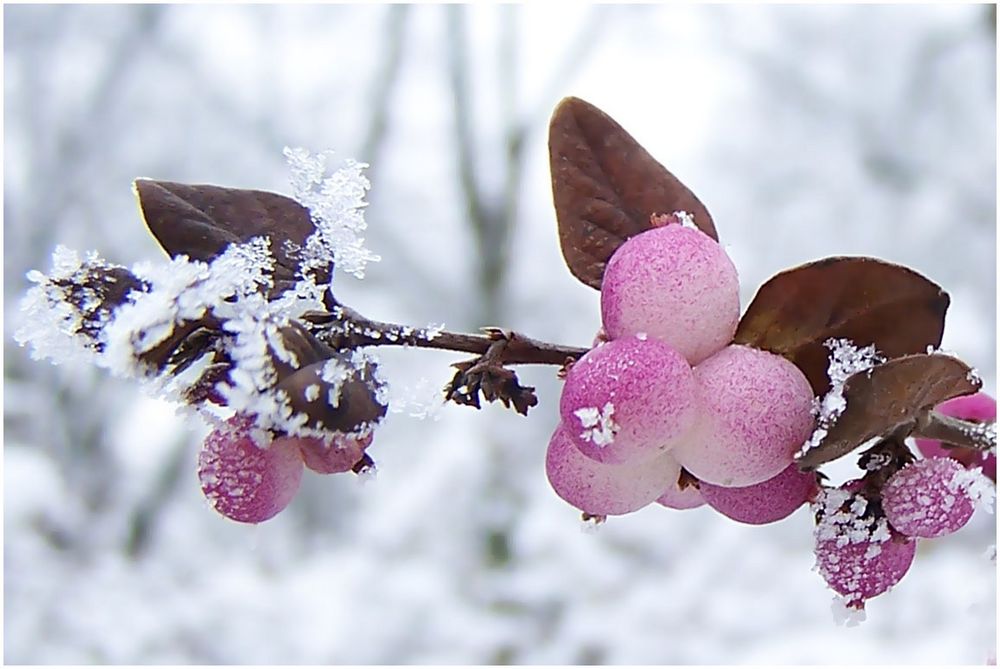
[559,336,700,465]
[881,458,976,538]
[672,345,815,487]
[815,531,916,609]
[699,464,817,525]
[197,415,304,523]
[276,432,373,475]
[545,425,682,516]
[656,478,705,510]
[600,223,739,365]
[915,392,996,482]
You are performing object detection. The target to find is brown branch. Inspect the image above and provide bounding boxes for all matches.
[305,304,588,366]
[913,410,996,453]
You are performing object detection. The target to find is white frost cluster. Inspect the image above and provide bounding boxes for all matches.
[672,210,698,230]
[812,486,891,554]
[283,146,380,279]
[949,467,996,515]
[799,338,886,458]
[574,402,619,447]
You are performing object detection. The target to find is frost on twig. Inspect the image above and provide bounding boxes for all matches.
[16,149,388,444]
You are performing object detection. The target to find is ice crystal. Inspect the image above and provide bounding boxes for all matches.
[283,146,380,280]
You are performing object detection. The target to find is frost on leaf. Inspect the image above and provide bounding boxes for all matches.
[283,147,380,280]
[799,338,885,460]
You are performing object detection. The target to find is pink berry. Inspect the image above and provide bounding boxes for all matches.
[559,336,700,465]
[881,458,976,538]
[600,223,740,365]
[672,345,815,487]
[915,392,996,482]
[545,425,681,516]
[656,478,705,510]
[815,531,916,610]
[280,431,373,475]
[197,415,304,523]
[700,464,817,525]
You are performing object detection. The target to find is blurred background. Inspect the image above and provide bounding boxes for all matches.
[4,4,996,664]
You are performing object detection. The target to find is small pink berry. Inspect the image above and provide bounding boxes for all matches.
[815,531,916,610]
[197,415,304,523]
[656,479,706,510]
[700,464,817,525]
[881,458,976,538]
[282,431,373,475]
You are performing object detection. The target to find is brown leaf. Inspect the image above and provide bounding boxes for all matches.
[548,96,717,290]
[796,353,980,469]
[734,256,949,395]
[133,180,322,293]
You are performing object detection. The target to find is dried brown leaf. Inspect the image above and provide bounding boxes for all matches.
[548,96,716,289]
[133,180,320,293]
[734,256,949,395]
[797,353,980,469]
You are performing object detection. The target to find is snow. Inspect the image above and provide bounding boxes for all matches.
[574,402,619,447]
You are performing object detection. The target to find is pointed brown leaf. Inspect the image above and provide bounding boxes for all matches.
[734,256,949,395]
[133,180,322,292]
[548,97,717,289]
[796,353,980,469]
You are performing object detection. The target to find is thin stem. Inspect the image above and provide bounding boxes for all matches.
[306,304,588,366]
[913,410,996,453]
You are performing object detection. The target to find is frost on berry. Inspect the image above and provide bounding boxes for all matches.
[281,432,373,475]
[600,223,739,365]
[811,482,915,609]
[197,415,304,523]
[559,336,700,465]
[545,425,682,516]
[881,458,977,538]
[915,392,997,482]
[672,344,815,487]
[699,464,817,525]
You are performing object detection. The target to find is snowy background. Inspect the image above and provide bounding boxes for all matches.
[4,4,996,664]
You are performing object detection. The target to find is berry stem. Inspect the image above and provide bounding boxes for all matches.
[304,302,589,366]
[913,410,996,453]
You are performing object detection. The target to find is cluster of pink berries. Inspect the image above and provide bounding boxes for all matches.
[546,215,819,524]
[197,414,373,523]
[814,392,996,610]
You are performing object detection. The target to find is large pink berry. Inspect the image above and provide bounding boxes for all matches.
[600,222,740,365]
[815,531,916,609]
[559,336,700,465]
[672,345,815,487]
[699,464,817,525]
[915,392,996,482]
[197,414,304,523]
[545,425,682,516]
[881,458,976,538]
[276,432,373,475]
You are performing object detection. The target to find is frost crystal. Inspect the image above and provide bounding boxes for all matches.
[950,467,996,514]
[283,146,380,279]
[672,210,698,230]
[574,402,620,447]
[799,339,885,458]
[831,596,867,627]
